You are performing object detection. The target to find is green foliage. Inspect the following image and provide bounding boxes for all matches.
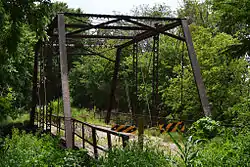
[0,88,17,121]
[192,132,250,166]
[0,129,92,167]
[189,117,220,139]
[225,98,250,132]
[96,142,172,167]
[0,114,29,127]
[62,149,93,167]
[1,129,62,166]
[168,133,202,167]
[0,0,52,120]
[145,128,183,143]
[131,3,172,17]
[69,55,113,110]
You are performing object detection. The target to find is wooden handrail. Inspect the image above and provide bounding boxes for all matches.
[71,118,131,138]
[48,113,132,158]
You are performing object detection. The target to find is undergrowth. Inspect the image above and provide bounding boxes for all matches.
[0,114,29,126]
[0,129,92,167]
[96,141,176,167]
[1,126,250,166]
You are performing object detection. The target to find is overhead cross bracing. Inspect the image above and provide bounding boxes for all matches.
[48,12,185,52]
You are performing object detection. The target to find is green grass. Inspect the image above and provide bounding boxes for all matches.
[145,127,183,143]
[71,108,107,126]
[96,141,175,167]
[2,126,250,167]
[0,129,93,167]
[0,114,29,126]
[50,99,107,126]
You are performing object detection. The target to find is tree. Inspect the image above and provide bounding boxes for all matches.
[0,0,51,121]
[161,25,248,121]
[212,0,250,56]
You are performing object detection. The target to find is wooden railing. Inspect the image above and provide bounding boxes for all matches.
[46,114,131,158]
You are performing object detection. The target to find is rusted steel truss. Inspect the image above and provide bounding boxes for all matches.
[31,12,211,148]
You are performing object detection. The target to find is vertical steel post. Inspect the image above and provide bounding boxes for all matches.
[47,41,53,132]
[181,19,211,117]
[41,45,45,130]
[38,53,42,128]
[132,43,138,123]
[30,41,41,126]
[43,43,48,131]
[58,14,73,148]
[151,35,160,125]
[106,48,122,124]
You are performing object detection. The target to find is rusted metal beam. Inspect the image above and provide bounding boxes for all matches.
[53,43,115,48]
[67,53,96,56]
[106,48,122,124]
[80,47,116,62]
[30,40,41,126]
[66,24,151,30]
[58,14,73,148]
[65,34,134,39]
[56,24,184,41]
[181,19,211,117]
[117,21,181,49]
[53,34,134,39]
[63,12,183,21]
[67,19,120,36]
[151,35,160,126]
[123,18,154,30]
[51,46,116,62]
[163,32,185,41]
[124,19,185,41]
[131,43,138,123]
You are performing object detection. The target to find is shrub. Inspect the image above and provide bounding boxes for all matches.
[0,88,17,122]
[226,99,250,133]
[96,142,173,167]
[0,129,92,167]
[189,117,220,139]
[193,132,250,166]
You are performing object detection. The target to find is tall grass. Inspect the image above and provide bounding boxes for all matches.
[1,128,250,166]
[0,129,93,167]
[96,141,176,167]
[191,132,250,166]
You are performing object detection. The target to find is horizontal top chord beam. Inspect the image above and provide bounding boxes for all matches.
[63,12,184,21]
[53,34,134,39]
[65,24,151,31]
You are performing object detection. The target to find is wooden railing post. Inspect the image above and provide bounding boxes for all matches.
[107,132,112,149]
[72,119,75,148]
[82,124,85,148]
[138,116,144,149]
[92,127,98,159]
[58,117,61,134]
[49,108,52,133]
[122,135,129,148]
